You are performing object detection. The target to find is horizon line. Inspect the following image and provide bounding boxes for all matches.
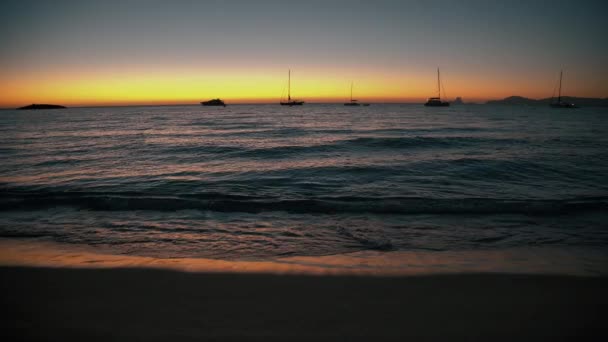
[3,94,603,109]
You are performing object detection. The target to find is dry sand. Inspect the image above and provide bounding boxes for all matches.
[2,266,607,341]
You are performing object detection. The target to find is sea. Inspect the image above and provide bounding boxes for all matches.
[1,104,607,274]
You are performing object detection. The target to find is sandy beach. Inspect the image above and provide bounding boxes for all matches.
[1,266,606,341]
[1,240,607,341]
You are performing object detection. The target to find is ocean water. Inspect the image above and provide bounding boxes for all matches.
[1,104,607,264]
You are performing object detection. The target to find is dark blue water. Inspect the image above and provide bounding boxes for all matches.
[1,104,607,259]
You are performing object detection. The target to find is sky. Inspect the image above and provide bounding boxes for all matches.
[1,0,607,107]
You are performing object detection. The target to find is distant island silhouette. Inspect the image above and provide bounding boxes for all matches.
[486,96,608,107]
[17,104,66,110]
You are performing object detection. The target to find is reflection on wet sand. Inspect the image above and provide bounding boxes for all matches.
[1,239,605,276]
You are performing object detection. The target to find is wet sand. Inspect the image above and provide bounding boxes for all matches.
[2,266,607,341]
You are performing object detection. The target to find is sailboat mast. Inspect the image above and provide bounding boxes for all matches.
[350,82,353,102]
[288,69,291,101]
[437,68,441,99]
[558,70,562,103]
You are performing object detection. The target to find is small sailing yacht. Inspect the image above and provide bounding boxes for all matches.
[550,70,577,108]
[280,69,304,106]
[344,82,360,106]
[424,68,450,107]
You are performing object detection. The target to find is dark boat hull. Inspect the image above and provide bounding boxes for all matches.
[550,102,578,108]
[280,101,304,106]
[424,102,450,107]
[344,103,360,106]
[201,99,226,107]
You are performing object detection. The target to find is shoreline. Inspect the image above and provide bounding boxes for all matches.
[1,238,607,276]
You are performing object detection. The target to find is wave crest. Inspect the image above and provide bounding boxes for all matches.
[1,190,605,215]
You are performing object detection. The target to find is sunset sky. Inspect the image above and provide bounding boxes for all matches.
[1,0,606,107]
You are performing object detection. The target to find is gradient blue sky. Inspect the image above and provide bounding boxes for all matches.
[1,0,606,105]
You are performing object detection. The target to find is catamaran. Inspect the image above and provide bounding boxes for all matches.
[280,69,304,106]
[424,68,450,107]
[550,70,577,108]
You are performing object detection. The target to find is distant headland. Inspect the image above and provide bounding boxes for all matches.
[17,104,66,110]
[486,96,608,107]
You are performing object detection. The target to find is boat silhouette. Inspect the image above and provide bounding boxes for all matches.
[280,69,304,106]
[344,82,370,106]
[550,70,578,108]
[424,68,450,107]
[201,99,226,107]
[344,82,360,106]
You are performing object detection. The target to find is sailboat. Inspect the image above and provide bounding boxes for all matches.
[344,82,360,106]
[550,70,577,108]
[424,68,450,107]
[280,69,304,106]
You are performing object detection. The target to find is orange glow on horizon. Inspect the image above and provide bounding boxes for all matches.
[1,66,605,108]
[2,1,606,108]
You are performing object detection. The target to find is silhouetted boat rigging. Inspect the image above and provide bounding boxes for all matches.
[344,82,360,106]
[280,69,304,106]
[201,99,226,107]
[424,68,450,107]
[550,70,577,108]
